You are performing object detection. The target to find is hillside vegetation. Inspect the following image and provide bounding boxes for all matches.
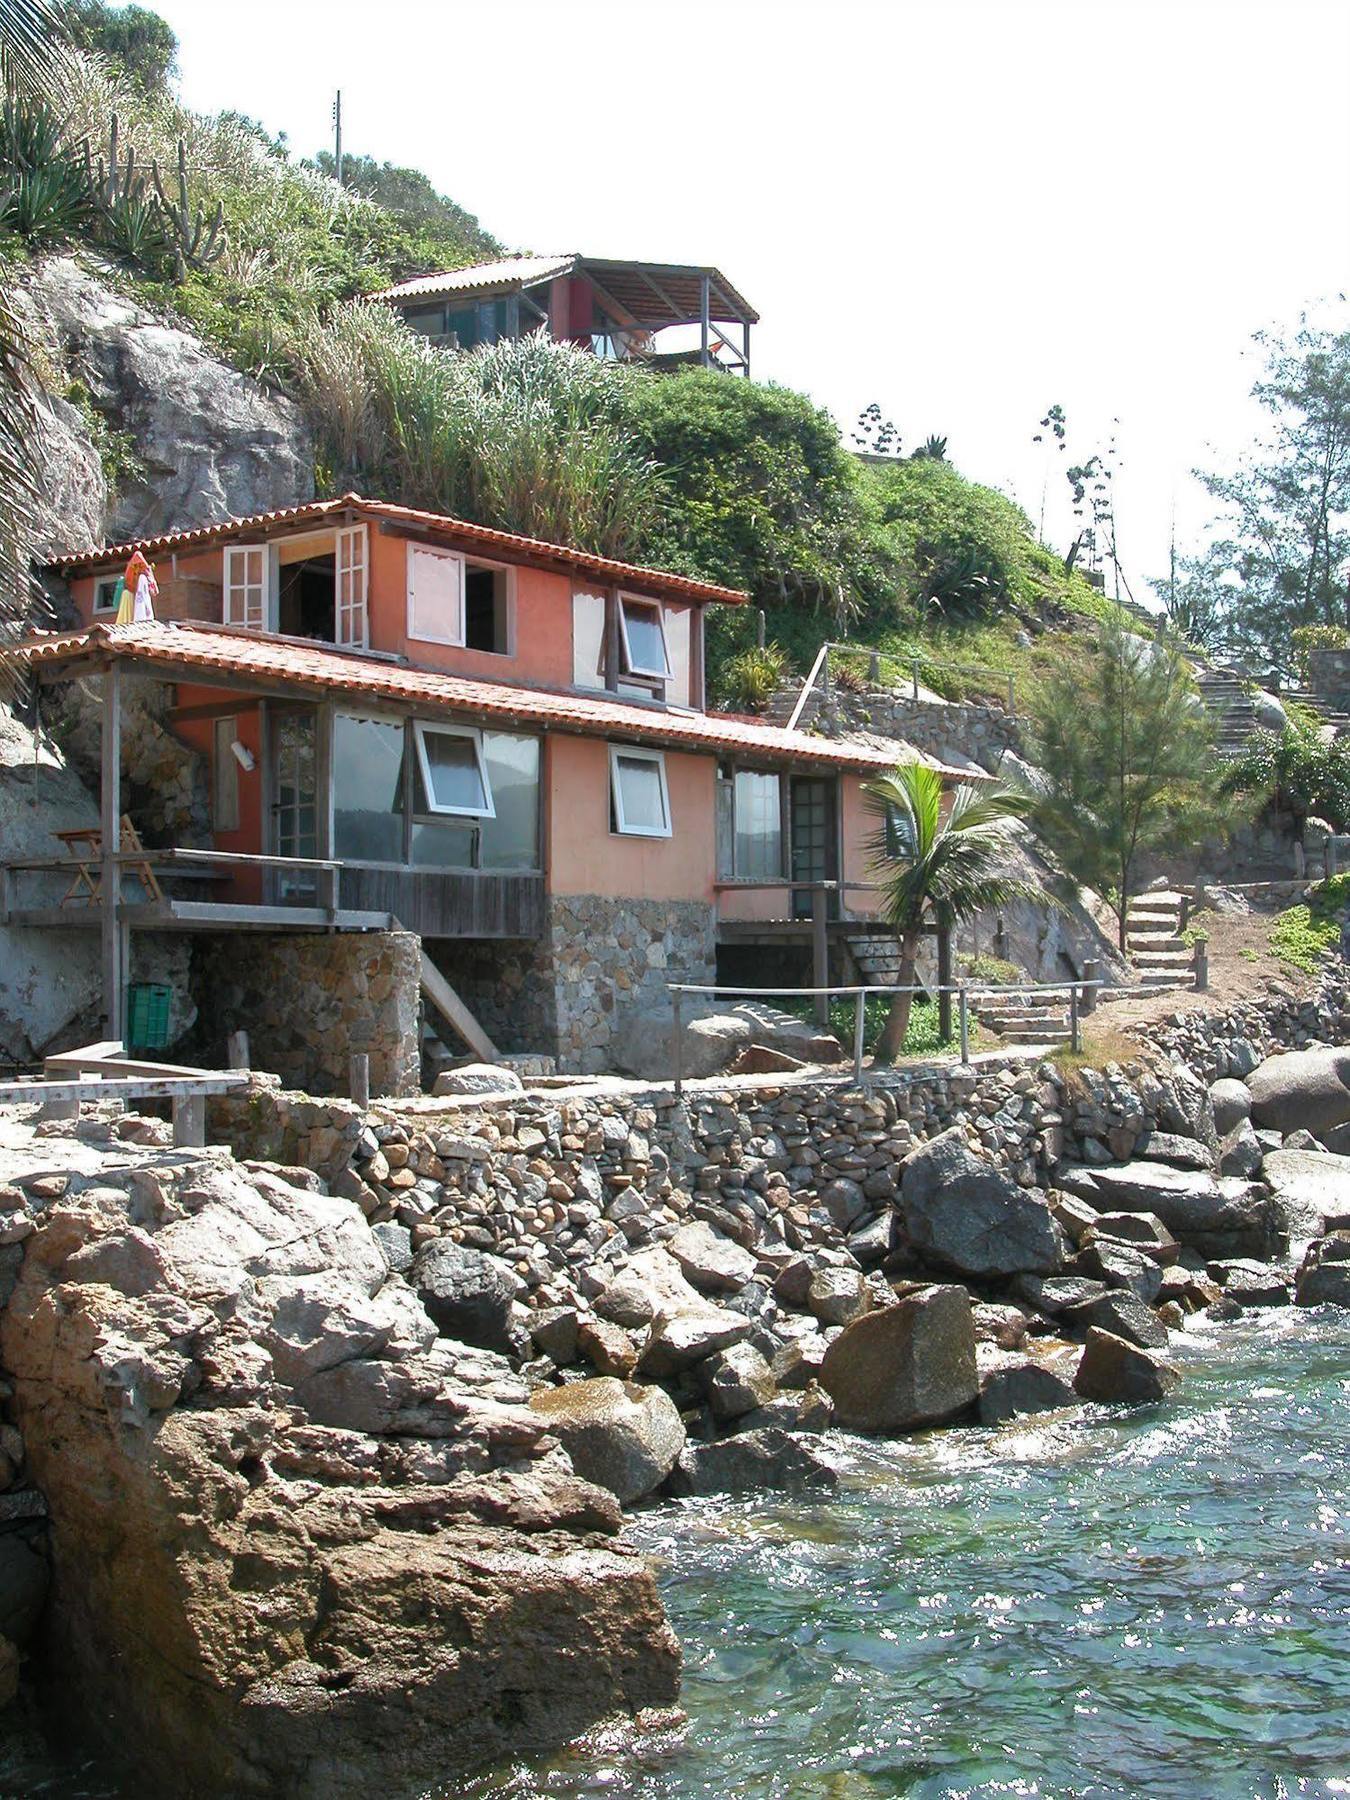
[7,22,1114,705]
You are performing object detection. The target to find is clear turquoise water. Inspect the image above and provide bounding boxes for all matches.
[4,1310,1347,1800]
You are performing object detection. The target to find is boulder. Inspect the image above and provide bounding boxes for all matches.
[1260,1147,1350,1242]
[667,1428,836,1497]
[576,1316,638,1378]
[1156,1064,1218,1151]
[666,1221,756,1295]
[431,1063,525,1096]
[978,1357,1078,1425]
[1295,1231,1350,1307]
[1085,1212,1179,1262]
[1013,1273,1108,1315]
[1210,1260,1291,1308]
[1073,1328,1181,1406]
[1246,1046,1350,1137]
[738,1383,835,1435]
[594,1248,704,1328]
[610,1007,750,1081]
[1061,1289,1169,1350]
[637,1306,754,1380]
[1134,1132,1214,1172]
[819,1285,978,1433]
[1079,1240,1164,1305]
[899,1128,1066,1277]
[696,1342,777,1423]
[1210,1078,1253,1137]
[529,1380,685,1504]
[410,1242,518,1356]
[807,1265,871,1327]
[1057,1162,1278,1259]
[1217,1119,1263,1179]
[847,1213,896,1268]
[529,1306,580,1366]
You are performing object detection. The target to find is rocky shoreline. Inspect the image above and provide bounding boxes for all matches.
[1,976,1349,1794]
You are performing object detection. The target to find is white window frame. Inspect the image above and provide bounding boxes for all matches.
[335,523,368,649]
[406,543,466,647]
[609,744,672,838]
[92,575,120,614]
[618,594,672,680]
[412,720,495,819]
[224,543,269,631]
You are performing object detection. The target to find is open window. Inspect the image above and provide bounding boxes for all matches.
[464,561,512,653]
[224,544,268,630]
[610,745,672,838]
[92,575,120,614]
[618,595,671,681]
[413,721,495,818]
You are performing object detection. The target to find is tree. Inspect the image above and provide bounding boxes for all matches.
[865,761,1037,1061]
[1176,319,1350,669]
[1222,714,1350,836]
[62,0,176,93]
[309,150,497,259]
[1030,612,1226,949]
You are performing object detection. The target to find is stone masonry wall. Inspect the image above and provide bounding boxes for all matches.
[781,683,1022,773]
[194,928,422,1098]
[430,936,558,1062]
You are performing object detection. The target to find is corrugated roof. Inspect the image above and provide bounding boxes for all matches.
[44,493,748,606]
[4,622,979,778]
[375,255,577,303]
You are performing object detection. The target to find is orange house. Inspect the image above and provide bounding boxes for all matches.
[11,496,965,1076]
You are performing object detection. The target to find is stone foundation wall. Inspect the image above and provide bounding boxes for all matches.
[548,896,717,1075]
[428,937,558,1060]
[194,929,421,1098]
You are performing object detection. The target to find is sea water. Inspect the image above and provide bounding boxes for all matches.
[3,1310,1347,1799]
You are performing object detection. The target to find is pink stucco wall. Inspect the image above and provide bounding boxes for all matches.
[545,734,716,902]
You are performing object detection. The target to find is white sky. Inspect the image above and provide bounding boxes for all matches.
[154,0,1350,603]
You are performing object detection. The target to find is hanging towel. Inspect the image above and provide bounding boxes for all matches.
[122,550,159,622]
[112,576,131,625]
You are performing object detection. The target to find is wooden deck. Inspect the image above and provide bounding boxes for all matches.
[3,899,396,933]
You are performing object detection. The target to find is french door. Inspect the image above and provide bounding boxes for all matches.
[270,709,318,902]
[790,776,839,921]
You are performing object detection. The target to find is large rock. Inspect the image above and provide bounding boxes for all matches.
[819,1285,978,1433]
[637,1305,754,1379]
[22,254,313,544]
[0,1154,679,1795]
[1210,1079,1253,1137]
[978,1356,1079,1425]
[1246,1047,1350,1137]
[1295,1231,1350,1307]
[666,1221,756,1295]
[431,1063,524,1097]
[667,1428,836,1497]
[1261,1148,1350,1243]
[1061,1289,1169,1350]
[899,1128,1066,1278]
[1057,1162,1278,1259]
[609,1006,750,1081]
[410,1242,518,1355]
[530,1380,685,1504]
[1073,1328,1181,1406]
[696,1342,776,1422]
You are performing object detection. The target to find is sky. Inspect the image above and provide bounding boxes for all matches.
[153,0,1350,603]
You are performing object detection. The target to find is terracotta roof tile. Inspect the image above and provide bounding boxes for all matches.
[4,622,982,778]
[43,493,748,607]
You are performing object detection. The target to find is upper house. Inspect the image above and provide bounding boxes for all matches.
[374,254,757,375]
[6,495,971,1080]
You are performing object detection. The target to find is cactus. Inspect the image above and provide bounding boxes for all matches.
[84,113,172,266]
[152,138,225,279]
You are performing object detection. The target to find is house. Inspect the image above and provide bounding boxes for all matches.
[375,254,756,375]
[5,495,968,1086]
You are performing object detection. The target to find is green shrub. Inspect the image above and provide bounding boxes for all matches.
[1268,874,1350,973]
[961,954,1023,984]
[1290,624,1350,682]
[720,644,787,713]
[778,992,966,1058]
[0,95,95,245]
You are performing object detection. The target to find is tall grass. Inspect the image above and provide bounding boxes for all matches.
[289,307,668,558]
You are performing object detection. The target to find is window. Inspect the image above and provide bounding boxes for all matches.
[573,590,607,689]
[413,722,494,817]
[93,576,120,614]
[478,731,539,867]
[716,766,784,879]
[224,544,268,630]
[335,524,368,649]
[407,544,464,645]
[333,713,405,862]
[884,804,917,860]
[212,716,240,832]
[618,596,671,680]
[665,604,693,708]
[464,562,512,654]
[610,746,671,838]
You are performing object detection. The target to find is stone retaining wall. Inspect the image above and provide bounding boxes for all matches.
[195,928,421,1098]
[779,683,1022,772]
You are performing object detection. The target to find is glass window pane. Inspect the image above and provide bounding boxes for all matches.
[478,732,539,869]
[333,714,405,862]
[615,754,668,833]
[716,769,734,878]
[411,818,476,867]
[621,600,670,676]
[419,728,489,814]
[734,770,783,879]
[665,604,692,706]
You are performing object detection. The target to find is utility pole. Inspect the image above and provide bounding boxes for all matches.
[332,89,343,187]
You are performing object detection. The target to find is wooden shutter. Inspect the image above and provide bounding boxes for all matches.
[223,545,267,630]
[336,524,368,649]
[406,544,464,645]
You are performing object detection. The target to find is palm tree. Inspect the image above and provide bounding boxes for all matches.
[0,0,67,686]
[865,761,1039,1061]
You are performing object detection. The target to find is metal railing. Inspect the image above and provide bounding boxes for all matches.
[786,641,1017,732]
[666,977,1103,1094]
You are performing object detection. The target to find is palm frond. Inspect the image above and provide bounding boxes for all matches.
[0,0,65,98]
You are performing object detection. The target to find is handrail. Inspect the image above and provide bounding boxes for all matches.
[785,640,831,732]
[785,640,1018,728]
[667,976,1103,1092]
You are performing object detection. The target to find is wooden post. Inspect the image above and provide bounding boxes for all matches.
[101,663,123,1042]
[755,608,766,650]
[226,1030,250,1070]
[1081,959,1098,1015]
[349,1053,370,1108]
[811,888,830,1026]
[1070,984,1081,1053]
[1193,941,1209,992]
[671,988,683,1097]
[937,927,952,1043]
[868,650,880,684]
[852,991,867,1083]
[172,1093,206,1148]
[911,659,920,701]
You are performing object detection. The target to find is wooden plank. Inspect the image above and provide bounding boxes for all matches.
[45,1047,230,1080]
[341,867,544,939]
[0,1075,248,1103]
[419,951,499,1062]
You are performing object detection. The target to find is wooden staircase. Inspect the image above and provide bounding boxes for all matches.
[1124,891,1194,991]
